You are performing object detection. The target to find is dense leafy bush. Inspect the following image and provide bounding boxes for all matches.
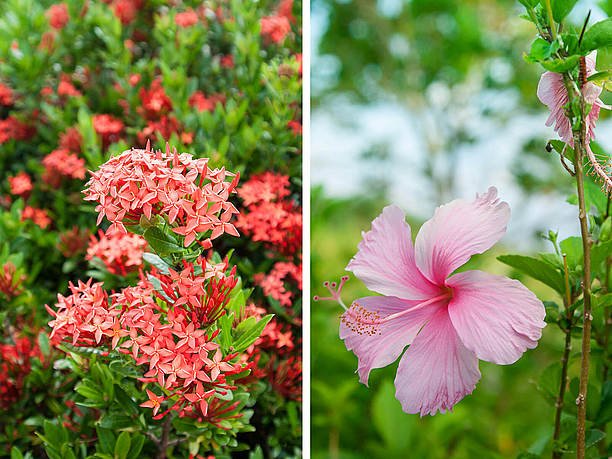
[0,0,301,457]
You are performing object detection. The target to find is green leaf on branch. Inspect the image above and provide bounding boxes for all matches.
[559,236,583,270]
[541,55,580,72]
[233,314,274,352]
[142,252,171,274]
[548,140,575,164]
[497,254,565,294]
[585,429,606,449]
[595,381,612,424]
[115,432,131,459]
[526,38,559,62]
[551,0,578,22]
[143,226,184,255]
[582,18,612,53]
[519,0,540,8]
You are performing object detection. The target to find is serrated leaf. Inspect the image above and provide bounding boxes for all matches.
[497,254,565,293]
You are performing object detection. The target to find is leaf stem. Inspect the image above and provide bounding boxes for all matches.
[543,0,557,40]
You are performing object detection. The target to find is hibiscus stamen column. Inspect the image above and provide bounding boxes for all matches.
[563,66,593,459]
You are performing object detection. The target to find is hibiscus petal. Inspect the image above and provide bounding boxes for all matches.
[446,270,546,365]
[394,308,481,416]
[346,205,439,300]
[340,296,440,386]
[414,187,510,284]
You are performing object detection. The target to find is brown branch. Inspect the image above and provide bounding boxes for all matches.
[552,255,573,459]
[156,415,173,459]
[567,75,593,459]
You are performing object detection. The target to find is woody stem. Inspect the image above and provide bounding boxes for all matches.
[156,414,173,459]
[563,71,592,459]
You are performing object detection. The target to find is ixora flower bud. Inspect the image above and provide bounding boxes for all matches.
[316,187,546,416]
[83,141,240,247]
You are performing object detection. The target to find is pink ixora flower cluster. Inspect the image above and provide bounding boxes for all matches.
[47,273,244,421]
[83,142,240,247]
[86,229,147,276]
[317,188,546,416]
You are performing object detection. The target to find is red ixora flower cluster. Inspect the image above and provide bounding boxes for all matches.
[83,142,240,247]
[254,261,302,308]
[46,3,69,30]
[86,229,147,276]
[1,332,44,409]
[236,172,301,257]
[93,114,124,150]
[42,149,86,187]
[21,206,52,229]
[136,79,194,145]
[260,0,295,45]
[47,269,245,421]
[8,171,33,198]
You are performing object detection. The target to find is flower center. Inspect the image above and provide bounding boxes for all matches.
[340,290,453,336]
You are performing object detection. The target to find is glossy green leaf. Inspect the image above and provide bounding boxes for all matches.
[497,254,565,293]
[143,226,184,254]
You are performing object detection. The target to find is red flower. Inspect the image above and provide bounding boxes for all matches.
[221,54,235,69]
[189,91,226,113]
[86,229,147,275]
[21,206,51,229]
[287,120,301,136]
[0,83,14,106]
[42,149,86,186]
[129,73,141,86]
[0,116,33,144]
[141,389,165,416]
[8,171,32,197]
[111,0,143,25]
[46,3,69,30]
[260,15,291,44]
[139,78,173,120]
[92,114,124,149]
[58,126,83,153]
[84,142,240,245]
[175,9,198,27]
[57,226,89,257]
[58,75,81,97]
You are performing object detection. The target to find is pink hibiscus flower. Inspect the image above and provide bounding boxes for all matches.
[325,187,546,416]
[537,51,610,147]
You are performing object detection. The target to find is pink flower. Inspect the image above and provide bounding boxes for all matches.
[537,51,610,147]
[332,188,545,416]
